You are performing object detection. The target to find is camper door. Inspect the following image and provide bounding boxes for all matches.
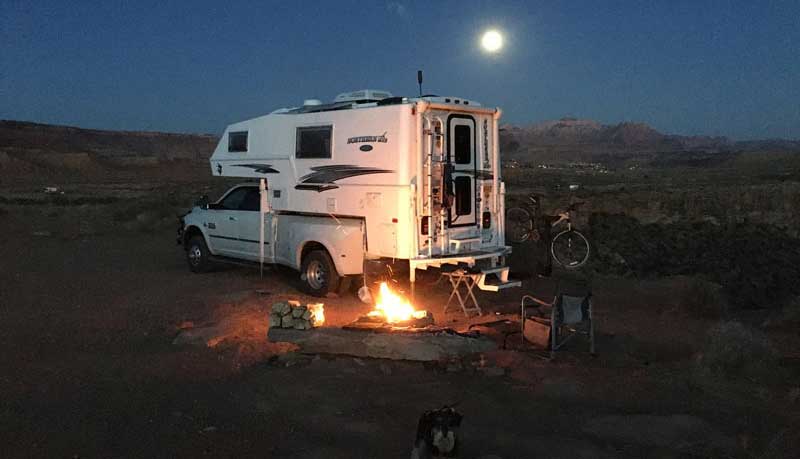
[447,115,477,227]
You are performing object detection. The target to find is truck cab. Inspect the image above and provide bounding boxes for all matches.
[179,183,364,296]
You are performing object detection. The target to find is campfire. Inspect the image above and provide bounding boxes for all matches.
[358,282,433,328]
[367,282,427,323]
[267,282,496,362]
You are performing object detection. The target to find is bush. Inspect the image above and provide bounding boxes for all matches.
[759,428,800,459]
[678,277,727,318]
[762,296,800,330]
[697,321,779,380]
[589,214,800,309]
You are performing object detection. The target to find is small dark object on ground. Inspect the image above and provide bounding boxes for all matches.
[411,406,462,458]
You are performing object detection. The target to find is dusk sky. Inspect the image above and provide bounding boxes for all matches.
[2,0,798,139]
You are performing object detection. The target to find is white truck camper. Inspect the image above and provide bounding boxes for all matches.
[180,89,520,297]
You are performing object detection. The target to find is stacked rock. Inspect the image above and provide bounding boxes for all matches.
[269,300,324,330]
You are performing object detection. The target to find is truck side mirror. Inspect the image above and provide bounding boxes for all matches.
[196,195,209,209]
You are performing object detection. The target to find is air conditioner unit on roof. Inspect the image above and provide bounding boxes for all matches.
[333,89,393,103]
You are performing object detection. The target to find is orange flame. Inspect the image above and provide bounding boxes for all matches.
[368,282,426,323]
[308,303,325,326]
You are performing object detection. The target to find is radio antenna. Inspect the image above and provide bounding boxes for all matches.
[417,70,423,97]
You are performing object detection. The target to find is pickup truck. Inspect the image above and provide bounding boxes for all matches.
[177,183,364,296]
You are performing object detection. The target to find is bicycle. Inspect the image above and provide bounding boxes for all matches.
[506,195,591,269]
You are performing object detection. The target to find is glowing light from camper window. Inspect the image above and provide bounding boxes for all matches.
[481,30,503,53]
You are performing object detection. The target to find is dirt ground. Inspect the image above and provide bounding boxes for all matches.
[2,195,799,458]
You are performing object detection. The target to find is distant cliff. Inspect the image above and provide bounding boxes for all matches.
[500,118,799,163]
[0,120,218,183]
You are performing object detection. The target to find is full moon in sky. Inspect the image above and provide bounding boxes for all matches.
[481,29,503,53]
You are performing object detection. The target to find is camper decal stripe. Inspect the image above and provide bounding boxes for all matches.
[232,164,280,174]
[295,165,393,192]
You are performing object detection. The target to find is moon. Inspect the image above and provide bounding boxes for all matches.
[481,29,503,53]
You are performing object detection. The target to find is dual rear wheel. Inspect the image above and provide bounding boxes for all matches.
[186,235,340,297]
[300,250,340,297]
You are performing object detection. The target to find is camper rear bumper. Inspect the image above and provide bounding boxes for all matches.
[408,246,512,273]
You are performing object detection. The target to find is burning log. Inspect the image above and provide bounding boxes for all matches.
[270,301,324,331]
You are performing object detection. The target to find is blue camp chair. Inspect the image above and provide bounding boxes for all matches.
[521,291,595,359]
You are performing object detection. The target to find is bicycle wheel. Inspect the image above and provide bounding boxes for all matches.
[550,229,590,268]
[505,207,533,243]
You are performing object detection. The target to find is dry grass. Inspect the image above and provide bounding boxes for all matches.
[111,195,190,233]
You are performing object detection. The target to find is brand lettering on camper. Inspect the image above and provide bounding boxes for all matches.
[347,132,388,144]
[483,120,490,168]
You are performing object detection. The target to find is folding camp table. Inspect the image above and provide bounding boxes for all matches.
[442,269,483,317]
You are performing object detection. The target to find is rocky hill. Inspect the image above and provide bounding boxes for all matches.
[2,118,798,184]
[0,120,218,184]
[500,118,799,164]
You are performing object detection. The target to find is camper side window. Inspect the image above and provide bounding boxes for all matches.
[296,126,332,159]
[228,131,248,152]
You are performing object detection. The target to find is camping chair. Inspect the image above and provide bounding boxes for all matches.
[521,291,595,359]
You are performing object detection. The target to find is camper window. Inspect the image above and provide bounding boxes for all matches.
[296,126,332,159]
[454,176,472,215]
[228,131,248,152]
[454,125,471,164]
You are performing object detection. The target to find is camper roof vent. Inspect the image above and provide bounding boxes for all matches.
[303,99,323,106]
[334,89,393,103]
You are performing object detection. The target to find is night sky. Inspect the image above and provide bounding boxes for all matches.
[2,0,798,139]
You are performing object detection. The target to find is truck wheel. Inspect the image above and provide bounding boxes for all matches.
[186,235,212,273]
[301,250,340,297]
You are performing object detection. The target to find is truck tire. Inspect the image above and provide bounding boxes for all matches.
[300,250,340,297]
[186,235,213,273]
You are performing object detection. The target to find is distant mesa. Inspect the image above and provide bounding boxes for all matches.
[500,118,799,159]
[1,118,798,184]
[0,120,217,183]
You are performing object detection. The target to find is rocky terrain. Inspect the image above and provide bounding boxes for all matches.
[500,117,800,166]
[2,119,799,457]
[2,118,799,309]
[498,118,800,310]
[0,120,217,185]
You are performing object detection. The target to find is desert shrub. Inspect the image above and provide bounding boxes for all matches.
[759,428,800,459]
[589,213,800,309]
[697,321,778,380]
[762,296,800,330]
[112,197,185,232]
[678,277,727,318]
